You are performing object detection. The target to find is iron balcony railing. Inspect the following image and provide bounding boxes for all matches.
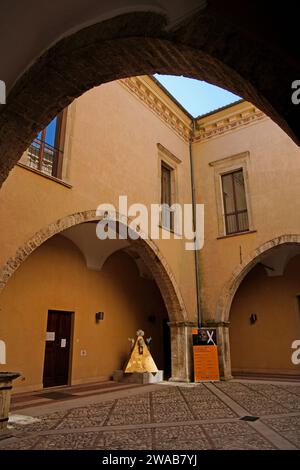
[27,138,63,177]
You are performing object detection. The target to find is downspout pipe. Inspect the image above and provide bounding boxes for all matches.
[189,119,202,329]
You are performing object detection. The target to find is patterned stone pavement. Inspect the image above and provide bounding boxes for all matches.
[0,380,300,450]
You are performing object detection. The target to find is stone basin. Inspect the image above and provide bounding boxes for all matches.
[0,372,21,431]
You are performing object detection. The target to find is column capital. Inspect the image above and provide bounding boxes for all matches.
[202,321,230,328]
[167,321,197,329]
[168,320,230,329]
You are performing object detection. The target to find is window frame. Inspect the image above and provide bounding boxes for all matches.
[27,109,67,179]
[161,162,172,207]
[161,160,175,231]
[210,151,254,238]
[157,143,181,233]
[221,168,249,235]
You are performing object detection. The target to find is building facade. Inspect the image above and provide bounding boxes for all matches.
[0,76,299,392]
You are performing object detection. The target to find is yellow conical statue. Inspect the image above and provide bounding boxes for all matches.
[124,329,158,373]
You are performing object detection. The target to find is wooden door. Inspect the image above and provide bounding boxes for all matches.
[43,310,72,388]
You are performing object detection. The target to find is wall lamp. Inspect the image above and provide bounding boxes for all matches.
[95,312,104,323]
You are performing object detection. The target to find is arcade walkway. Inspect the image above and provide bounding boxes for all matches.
[1,380,300,450]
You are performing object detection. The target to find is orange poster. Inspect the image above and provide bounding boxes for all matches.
[192,328,220,382]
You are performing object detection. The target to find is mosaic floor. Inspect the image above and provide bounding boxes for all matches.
[1,380,300,450]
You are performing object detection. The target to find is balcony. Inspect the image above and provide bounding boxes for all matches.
[27,138,63,178]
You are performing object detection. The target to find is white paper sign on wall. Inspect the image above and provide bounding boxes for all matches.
[0,340,6,364]
[46,332,55,341]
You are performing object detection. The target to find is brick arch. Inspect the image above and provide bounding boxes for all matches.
[216,234,300,323]
[0,209,188,324]
[0,9,299,187]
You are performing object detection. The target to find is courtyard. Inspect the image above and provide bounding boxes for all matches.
[1,380,300,451]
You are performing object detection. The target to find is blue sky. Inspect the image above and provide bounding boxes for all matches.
[154,74,241,117]
[41,76,241,144]
[38,116,57,146]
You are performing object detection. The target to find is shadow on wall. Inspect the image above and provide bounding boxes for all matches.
[230,254,300,377]
[0,7,299,186]
[0,235,169,390]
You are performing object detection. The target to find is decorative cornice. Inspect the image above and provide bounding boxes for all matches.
[120,77,268,144]
[120,77,192,142]
[194,105,266,143]
[209,150,249,167]
[157,143,182,164]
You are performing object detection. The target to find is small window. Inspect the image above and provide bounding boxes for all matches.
[27,110,66,178]
[161,162,174,230]
[221,169,249,235]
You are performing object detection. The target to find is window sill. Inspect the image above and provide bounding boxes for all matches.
[17,163,72,188]
[217,229,257,240]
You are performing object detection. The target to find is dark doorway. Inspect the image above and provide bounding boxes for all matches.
[163,319,171,379]
[43,310,73,388]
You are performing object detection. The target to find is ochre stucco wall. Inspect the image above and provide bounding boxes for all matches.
[0,235,168,392]
[193,113,300,322]
[1,78,300,382]
[230,255,300,376]
[0,78,196,323]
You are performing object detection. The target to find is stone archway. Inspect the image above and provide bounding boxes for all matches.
[0,209,193,381]
[0,6,299,187]
[216,234,300,378]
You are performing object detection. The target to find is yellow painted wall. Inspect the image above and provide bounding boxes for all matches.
[230,255,300,375]
[1,78,300,382]
[193,109,300,321]
[0,78,196,323]
[0,235,168,391]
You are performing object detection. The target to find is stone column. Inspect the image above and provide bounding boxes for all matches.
[168,321,196,383]
[203,321,232,380]
[0,372,20,430]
